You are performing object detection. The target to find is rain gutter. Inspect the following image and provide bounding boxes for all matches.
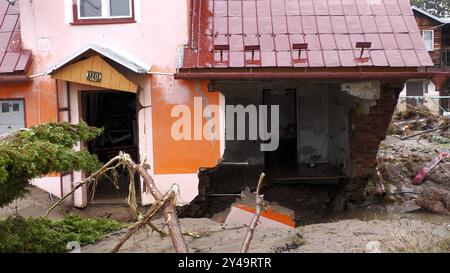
[174,71,450,91]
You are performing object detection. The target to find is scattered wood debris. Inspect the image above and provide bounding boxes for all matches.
[390,104,449,141]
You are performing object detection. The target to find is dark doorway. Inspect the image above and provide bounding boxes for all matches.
[263,89,298,166]
[82,91,139,203]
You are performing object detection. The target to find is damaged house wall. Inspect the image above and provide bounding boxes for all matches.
[345,83,405,201]
[218,81,356,166]
[200,81,365,196]
[327,85,359,168]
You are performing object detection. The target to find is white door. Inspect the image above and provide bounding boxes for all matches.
[0,100,25,136]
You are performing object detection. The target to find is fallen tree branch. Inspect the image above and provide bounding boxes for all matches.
[146,223,201,239]
[45,152,189,253]
[112,186,176,253]
[147,222,168,237]
[45,156,122,217]
[120,154,188,253]
[241,173,266,253]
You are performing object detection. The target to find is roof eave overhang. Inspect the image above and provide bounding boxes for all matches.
[174,70,450,91]
[0,74,31,84]
[412,6,450,25]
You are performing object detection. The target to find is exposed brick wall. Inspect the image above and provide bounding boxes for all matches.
[345,82,404,200]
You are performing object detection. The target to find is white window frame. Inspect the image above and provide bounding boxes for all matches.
[77,0,133,19]
[422,30,435,52]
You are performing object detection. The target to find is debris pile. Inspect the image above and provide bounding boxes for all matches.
[389,104,450,142]
[377,137,450,215]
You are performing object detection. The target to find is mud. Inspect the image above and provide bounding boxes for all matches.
[81,217,450,253]
[377,136,450,215]
[0,186,135,222]
[2,186,449,253]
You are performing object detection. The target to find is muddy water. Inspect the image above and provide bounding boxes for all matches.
[207,182,450,228]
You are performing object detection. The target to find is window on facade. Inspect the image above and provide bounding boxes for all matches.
[78,0,132,19]
[422,30,434,52]
[12,104,20,112]
[1,103,9,113]
[406,80,430,96]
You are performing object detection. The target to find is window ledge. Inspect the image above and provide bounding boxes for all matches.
[71,18,136,26]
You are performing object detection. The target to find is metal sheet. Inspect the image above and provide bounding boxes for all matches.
[184,0,433,69]
[0,1,31,74]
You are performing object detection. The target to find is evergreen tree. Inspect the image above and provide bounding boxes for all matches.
[0,122,102,207]
[411,0,450,18]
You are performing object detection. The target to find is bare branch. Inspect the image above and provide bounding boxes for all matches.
[241,173,266,253]
[45,152,189,253]
[111,187,176,253]
[45,155,122,217]
[146,222,201,239]
[120,154,189,253]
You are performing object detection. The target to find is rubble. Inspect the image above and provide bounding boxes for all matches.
[389,104,450,139]
[376,104,450,215]
[225,188,296,230]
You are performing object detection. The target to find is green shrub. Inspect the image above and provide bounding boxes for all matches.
[0,215,122,253]
[0,122,102,207]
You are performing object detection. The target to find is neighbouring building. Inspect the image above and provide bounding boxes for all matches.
[399,6,450,115]
[0,0,448,208]
[0,1,32,137]
[3,0,221,207]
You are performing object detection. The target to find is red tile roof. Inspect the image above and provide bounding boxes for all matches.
[182,0,433,69]
[0,0,31,74]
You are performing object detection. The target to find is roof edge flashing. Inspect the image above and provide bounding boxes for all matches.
[47,44,151,75]
[174,71,448,81]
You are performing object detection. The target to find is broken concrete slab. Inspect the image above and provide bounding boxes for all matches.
[224,188,296,229]
[225,205,296,230]
[341,81,381,100]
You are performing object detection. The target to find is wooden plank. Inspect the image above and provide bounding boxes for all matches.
[119,75,130,92]
[101,62,113,88]
[61,64,72,81]
[111,70,121,91]
[70,61,83,83]
[51,55,138,93]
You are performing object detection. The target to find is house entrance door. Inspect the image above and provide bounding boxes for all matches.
[82,91,139,203]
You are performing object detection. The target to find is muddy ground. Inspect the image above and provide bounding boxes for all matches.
[376,136,450,215]
[1,133,449,253]
[81,217,449,253]
[1,181,448,253]
[0,186,135,222]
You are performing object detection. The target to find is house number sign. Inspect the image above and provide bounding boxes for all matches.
[86,71,102,82]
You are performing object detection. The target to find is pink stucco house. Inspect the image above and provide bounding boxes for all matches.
[0,0,448,209]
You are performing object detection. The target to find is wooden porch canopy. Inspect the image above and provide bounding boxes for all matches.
[48,44,151,93]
